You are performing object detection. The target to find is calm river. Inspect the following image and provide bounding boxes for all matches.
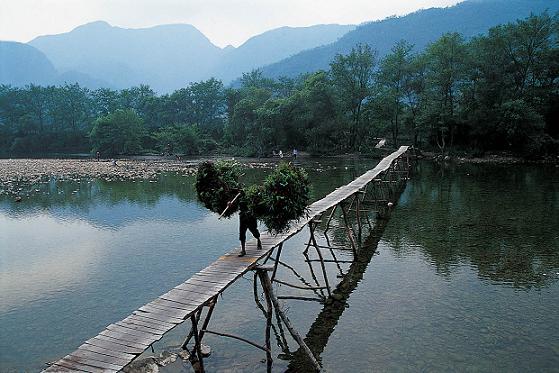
[0,159,558,372]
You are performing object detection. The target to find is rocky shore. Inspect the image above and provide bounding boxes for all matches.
[0,158,197,195]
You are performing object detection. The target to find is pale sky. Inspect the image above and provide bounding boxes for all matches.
[0,0,462,47]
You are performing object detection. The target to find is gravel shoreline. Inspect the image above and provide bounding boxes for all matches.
[0,158,198,195]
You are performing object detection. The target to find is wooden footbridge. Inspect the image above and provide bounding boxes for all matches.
[44,146,412,372]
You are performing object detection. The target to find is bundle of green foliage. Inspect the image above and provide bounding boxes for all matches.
[195,161,242,218]
[251,162,310,233]
[196,161,310,233]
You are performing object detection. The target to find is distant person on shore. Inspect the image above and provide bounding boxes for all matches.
[96,151,100,161]
[279,150,283,159]
[292,148,298,159]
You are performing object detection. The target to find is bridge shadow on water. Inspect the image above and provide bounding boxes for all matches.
[284,217,390,372]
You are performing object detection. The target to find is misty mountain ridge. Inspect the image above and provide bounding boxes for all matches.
[25,21,352,92]
[2,0,558,92]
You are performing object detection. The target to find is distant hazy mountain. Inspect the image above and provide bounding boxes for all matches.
[213,24,354,83]
[30,21,223,92]
[28,21,353,91]
[0,41,57,86]
[261,0,559,79]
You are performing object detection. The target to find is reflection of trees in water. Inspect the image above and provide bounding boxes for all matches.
[384,161,559,289]
[0,160,373,213]
[0,173,199,216]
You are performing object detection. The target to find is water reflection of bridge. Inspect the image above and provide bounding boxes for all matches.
[43,146,412,372]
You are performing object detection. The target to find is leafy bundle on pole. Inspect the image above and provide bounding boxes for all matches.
[195,161,242,218]
[195,161,310,233]
[253,162,310,233]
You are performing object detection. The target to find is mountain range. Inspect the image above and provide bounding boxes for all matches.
[1,0,558,92]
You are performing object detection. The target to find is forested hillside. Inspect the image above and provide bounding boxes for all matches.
[1,14,557,159]
[261,0,559,79]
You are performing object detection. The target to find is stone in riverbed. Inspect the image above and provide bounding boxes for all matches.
[155,351,178,366]
[200,344,211,357]
[177,349,190,361]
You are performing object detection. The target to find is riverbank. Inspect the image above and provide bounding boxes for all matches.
[419,151,559,164]
[0,157,282,197]
[0,158,198,196]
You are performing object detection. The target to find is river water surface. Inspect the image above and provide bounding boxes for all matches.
[1,159,558,372]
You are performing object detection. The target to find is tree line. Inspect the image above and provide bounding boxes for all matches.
[1,13,557,158]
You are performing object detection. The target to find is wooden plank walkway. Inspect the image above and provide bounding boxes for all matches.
[44,146,409,372]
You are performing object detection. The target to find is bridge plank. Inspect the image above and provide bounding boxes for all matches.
[69,349,130,368]
[77,344,136,361]
[132,310,183,324]
[85,336,145,354]
[117,320,171,335]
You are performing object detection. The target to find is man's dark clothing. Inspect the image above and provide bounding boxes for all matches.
[239,209,259,242]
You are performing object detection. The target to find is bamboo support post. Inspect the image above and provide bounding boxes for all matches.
[202,329,269,352]
[271,243,283,283]
[274,279,329,290]
[182,308,203,350]
[277,295,324,302]
[308,223,332,297]
[256,268,274,372]
[259,269,322,371]
[198,297,218,342]
[323,234,345,275]
[323,204,338,233]
[339,202,357,254]
[190,313,205,373]
[303,249,325,297]
[269,258,325,299]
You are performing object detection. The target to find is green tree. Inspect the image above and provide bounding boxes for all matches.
[423,33,469,155]
[90,109,145,155]
[330,44,377,150]
[153,124,202,155]
[376,40,415,147]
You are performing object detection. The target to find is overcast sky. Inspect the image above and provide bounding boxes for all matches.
[1,0,462,47]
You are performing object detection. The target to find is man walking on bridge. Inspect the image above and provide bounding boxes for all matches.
[238,198,262,256]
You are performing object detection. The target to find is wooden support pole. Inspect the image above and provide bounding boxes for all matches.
[322,234,345,276]
[190,313,205,373]
[198,297,218,342]
[277,295,324,303]
[202,329,269,352]
[355,192,363,239]
[259,269,322,371]
[270,258,325,299]
[303,249,325,297]
[182,308,203,350]
[305,259,354,264]
[339,202,357,255]
[324,204,338,233]
[274,279,329,290]
[271,243,283,283]
[309,224,332,297]
[254,271,289,353]
[256,268,274,373]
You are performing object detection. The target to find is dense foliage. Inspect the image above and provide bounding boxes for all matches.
[196,161,310,233]
[0,14,557,158]
[255,162,310,233]
[195,161,242,218]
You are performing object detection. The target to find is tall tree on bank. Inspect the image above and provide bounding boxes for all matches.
[376,40,415,147]
[330,44,377,150]
[424,32,469,156]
